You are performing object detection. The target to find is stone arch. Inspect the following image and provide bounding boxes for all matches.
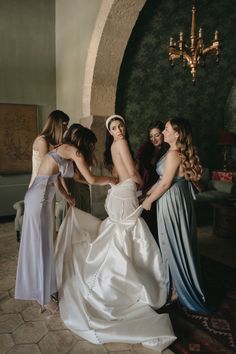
[82,0,146,118]
[81,0,146,217]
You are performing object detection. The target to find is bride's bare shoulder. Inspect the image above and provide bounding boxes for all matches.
[113,139,127,148]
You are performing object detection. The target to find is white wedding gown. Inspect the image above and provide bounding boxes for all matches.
[55,178,176,351]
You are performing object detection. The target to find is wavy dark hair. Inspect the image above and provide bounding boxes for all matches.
[169,117,202,182]
[64,123,84,143]
[139,120,168,168]
[40,110,70,146]
[103,117,133,172]
[67,125,97,166]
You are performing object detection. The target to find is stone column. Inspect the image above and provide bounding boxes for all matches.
[88,115,111,219]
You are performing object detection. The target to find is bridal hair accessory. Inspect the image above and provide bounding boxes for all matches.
[105,115,125,131]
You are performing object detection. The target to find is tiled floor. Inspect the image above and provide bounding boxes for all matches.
[0,221,235,354]
[0,221,174,354]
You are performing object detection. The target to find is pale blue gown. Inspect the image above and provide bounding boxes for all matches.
[156,154,209,314]
[15,151,74,305]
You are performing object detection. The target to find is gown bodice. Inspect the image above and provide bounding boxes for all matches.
[105,178,142,224]
[156,153,185,183]
[29,151,74,191]
[156,153,196,198]
[47,151,74,178]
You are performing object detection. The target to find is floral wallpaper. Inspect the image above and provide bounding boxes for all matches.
[116,0,236,169]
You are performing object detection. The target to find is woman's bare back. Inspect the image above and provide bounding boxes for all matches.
[111,139,142,185]
[37,144,75,177]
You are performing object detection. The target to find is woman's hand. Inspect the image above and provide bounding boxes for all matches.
[136,180,144,191]
[142,197,152,211]
[66,195,76,207]
[138,194,146,204]
[109,176,119,185]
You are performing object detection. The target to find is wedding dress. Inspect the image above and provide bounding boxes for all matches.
[55,178,176,351]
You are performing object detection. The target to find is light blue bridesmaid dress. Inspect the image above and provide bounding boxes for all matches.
[15,151,74,305]
[156,154,209,314]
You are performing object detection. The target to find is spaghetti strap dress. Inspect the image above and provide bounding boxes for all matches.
[15,151,74,305]
[156,154,209,314]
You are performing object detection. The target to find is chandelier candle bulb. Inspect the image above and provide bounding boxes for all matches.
[198,28,202,39]
[214,30,219,41]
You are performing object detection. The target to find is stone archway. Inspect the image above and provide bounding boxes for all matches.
[81,0,146,217]
[82,0,146,118]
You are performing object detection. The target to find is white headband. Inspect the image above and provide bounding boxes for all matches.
[105,115,125,131]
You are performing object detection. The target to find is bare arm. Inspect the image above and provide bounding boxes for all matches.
[58,176,69,193]
[142,151,181,210]
[55,176,75,207]
[73,152,116,185]
[73,171,88,184]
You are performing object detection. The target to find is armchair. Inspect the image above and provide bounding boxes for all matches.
[13,199,67,242]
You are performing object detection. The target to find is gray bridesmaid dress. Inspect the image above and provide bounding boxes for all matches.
[156,154,209,314]
[15,151,74,305]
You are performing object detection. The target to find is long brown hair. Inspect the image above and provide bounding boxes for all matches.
[169,117,202,182]
[40,110,70,146]
[67,126,97,166]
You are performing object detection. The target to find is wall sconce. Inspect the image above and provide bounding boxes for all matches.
[217,130,236,171]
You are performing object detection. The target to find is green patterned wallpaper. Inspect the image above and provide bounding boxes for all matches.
[116,0,236,169]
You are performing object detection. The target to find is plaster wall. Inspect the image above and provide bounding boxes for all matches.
[55,0,102,122]
[0,0,56,216]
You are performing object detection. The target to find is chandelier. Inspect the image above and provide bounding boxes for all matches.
[168,3,220,85]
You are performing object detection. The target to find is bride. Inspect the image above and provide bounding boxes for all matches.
[55,115,176,351]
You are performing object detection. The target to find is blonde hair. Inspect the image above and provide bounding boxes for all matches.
[169,118,202,182]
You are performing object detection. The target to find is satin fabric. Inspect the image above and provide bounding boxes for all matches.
[15,151,74,305]
[55,178,176,351]
[156,154,209,314]
[29,149,42,188]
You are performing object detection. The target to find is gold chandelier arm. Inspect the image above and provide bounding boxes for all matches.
[192,41,203,62]
[202,45,219,56]
[169,48,181,60]
[183,52,193,66]
[168,2,220,83]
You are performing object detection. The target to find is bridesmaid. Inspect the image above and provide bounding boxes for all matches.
[15,126,116,314]
[29,110,70,187]
[143,117,210,314]
[136,120,169,241]
[26,110,70,246]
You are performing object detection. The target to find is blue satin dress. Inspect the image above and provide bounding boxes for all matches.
[156,154,209,314]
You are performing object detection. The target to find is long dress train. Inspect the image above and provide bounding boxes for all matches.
[55,178,176,351]
[156,154,209,314]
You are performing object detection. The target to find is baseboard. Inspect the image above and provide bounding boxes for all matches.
[0,215,15,223]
